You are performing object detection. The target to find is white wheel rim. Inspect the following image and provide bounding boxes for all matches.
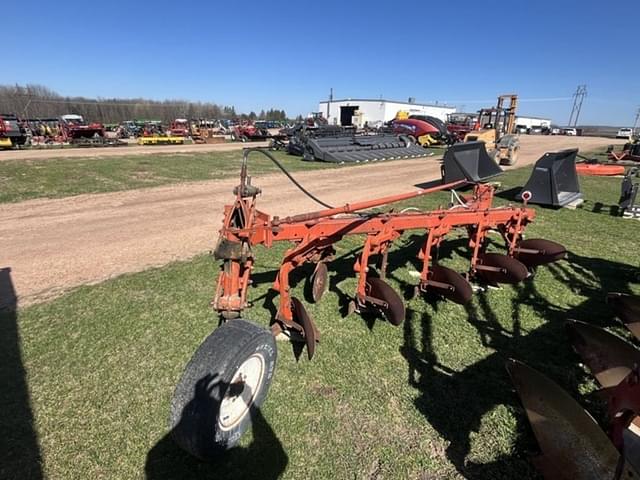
[218,353,265,431]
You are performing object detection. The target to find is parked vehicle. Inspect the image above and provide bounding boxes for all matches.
[515,124,528,134]
[527,126,543,135]
[617,127,634,139]
[549,126,561,135]
[563,128,577,136]
[59,114,104,141]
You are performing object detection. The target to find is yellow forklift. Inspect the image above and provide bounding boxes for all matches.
[465,94,520,165]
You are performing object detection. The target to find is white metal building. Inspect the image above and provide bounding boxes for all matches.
[514,116,552,129]
[317,98,456,128]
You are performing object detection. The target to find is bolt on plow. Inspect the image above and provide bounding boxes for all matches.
[169,144,567,460]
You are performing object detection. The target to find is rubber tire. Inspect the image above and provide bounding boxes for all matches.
[169,319,277,460]
[500,146,519,166]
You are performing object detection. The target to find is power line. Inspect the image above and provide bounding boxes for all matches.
[568,85,587,127]
[444,96,573,104]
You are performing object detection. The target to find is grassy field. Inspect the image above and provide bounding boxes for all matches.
[0,150,341,203]
[2,166,639,479]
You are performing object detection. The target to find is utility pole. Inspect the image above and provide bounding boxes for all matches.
[633,107,640,135]
[568,85,587,127]
[326,87,333,119]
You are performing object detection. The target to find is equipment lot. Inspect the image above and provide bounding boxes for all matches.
[2,149,638,478]
[0,135,622,305]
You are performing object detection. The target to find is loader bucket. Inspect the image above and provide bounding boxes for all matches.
[506,359,638,479]
[441,141,503,184]
[305,134,427,163]
[518,149,582,207]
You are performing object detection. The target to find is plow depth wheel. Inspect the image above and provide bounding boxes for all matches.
[169,319,277,460]
[366,277,405,326]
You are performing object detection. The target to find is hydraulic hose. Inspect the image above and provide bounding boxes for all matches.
[242,148,334,209]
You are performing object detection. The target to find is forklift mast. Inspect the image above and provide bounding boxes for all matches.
[496,94,518,135]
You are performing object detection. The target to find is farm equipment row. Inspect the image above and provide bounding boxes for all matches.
[168,143,568,460]
[509,293,640,477]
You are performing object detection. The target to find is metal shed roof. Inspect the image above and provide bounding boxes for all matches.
[319,98,454,109]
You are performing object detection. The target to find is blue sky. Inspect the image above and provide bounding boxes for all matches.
[4,0,638,125]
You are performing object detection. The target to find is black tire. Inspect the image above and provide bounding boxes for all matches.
[169,319,277,460]
[500,146,519,166]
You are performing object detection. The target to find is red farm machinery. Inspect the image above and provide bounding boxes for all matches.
[0,113,28,149]
[58,114,105,145]
[167,143,574,462]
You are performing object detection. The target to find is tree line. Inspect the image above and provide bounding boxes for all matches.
[0,84,289,123]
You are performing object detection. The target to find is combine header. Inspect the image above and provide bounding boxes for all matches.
[167,142,567,460]
[288,124,427,163]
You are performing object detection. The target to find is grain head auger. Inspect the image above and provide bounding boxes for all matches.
[169,144,568,461]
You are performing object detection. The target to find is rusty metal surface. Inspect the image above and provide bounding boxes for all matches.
[506,359,633,479]
[311,262,329,303]
[566,320,640,389]
[291,297,319,360]
[366,277,405,326]
[426,265,473,305]
[515,238,568,268]
[608,293,640,340]
[476,253,529,284]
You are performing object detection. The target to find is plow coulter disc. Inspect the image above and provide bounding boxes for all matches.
[426,265,473,305]
[311,262,329,303]
[475,253,529,285]
[608,293,640,340]
[566,320,640,389]
[514,239,568,268]
[291,297,319,360]
[506,359,638,479]
[366,277,406,326]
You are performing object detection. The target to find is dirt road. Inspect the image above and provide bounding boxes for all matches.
[0,140,269,161]
[0,135,622,305]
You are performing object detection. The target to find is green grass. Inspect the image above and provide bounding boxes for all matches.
[0,150,343,203]
[2,166,639,479]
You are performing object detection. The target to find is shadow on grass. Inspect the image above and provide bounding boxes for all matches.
[0,267,44,480]
[591,201,620,216]
[401,252,637,479]
[146,402,287,480]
